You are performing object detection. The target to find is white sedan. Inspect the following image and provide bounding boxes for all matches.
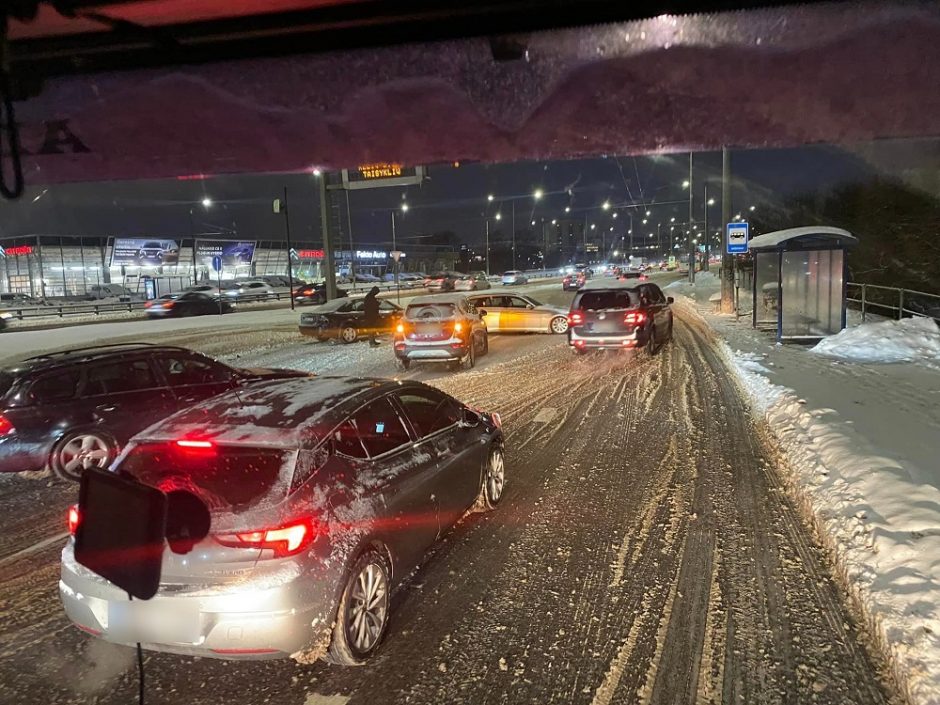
[468,293,569,334]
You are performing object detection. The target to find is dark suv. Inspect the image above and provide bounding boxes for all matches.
[567,282,674,354]
[0,343,310,480]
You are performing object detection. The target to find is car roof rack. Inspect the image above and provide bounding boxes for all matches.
[23,342,188,362]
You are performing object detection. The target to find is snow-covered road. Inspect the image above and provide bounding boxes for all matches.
[0,275,902,705]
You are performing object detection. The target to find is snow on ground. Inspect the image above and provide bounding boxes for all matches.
[812,316,940,367]
[663,270,720,302]
[672,289,940,705]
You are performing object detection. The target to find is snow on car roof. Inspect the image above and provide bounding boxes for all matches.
[308,298,353,312]
[407,293,467,305]
[747,226,856,251]
[136,376,389,447]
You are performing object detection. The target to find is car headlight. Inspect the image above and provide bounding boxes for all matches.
[0,312,12,320]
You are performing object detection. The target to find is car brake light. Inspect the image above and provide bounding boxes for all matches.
[454,322,463,334]
[67,504,81,536]
[568,312,584,325]
[144,301,152,308]
[396,323,405,334]
[215,518,318,558]
[176,439,213,449]
[624,311,647,325]
[0,414,14,436]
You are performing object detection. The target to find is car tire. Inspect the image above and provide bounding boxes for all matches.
[50,429,118,482]
[462,340,476,370]
[396,357,410,371]
[646,326,657,357]
[474,445,505,512]
[325,550,392,666]
[340,326,359,344]
[550,316,569,334]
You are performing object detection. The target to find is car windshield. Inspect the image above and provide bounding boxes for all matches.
[119,442,295,514]
[525,297,543,306]
[576,290,638,311]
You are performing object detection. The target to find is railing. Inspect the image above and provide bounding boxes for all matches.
[846,283,940,323]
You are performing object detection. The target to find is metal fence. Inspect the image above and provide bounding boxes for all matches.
[846,283,940,322]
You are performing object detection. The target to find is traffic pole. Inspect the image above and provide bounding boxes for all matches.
[688,151,695,284]
[720,147,734,313]
[282,187,295,311]
[318,173,337,301]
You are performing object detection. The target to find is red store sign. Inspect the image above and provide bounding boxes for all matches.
[296,249,325,259]
[3,245,34,256]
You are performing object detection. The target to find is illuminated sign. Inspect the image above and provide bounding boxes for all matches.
[1,245,34,256]
[296,249,325,259]
[194,240,256,267]
[341,165,424,190]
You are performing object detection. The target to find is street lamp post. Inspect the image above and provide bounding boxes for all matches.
[688,152,695,283]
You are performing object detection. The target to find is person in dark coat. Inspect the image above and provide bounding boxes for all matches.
[363,286,381,347]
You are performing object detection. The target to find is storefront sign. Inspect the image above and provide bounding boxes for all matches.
[110,238,181,267]
[194,240,256,267]
[296,249,325,259]
[341,164,424,190]
[0,245,34,256]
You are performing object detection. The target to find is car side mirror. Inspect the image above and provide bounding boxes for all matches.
[667,296,675,304]
[478,309,487,316]
[458,407,482,429]
[526,304,535,309]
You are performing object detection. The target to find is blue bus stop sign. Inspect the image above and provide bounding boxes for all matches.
[211,255,223,272]
[727,222,749,254]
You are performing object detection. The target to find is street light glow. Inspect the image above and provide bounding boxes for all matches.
[487,194,494,202]
[495,212,502,221]
[590,224,596,230]
[612,213,618,219]
[533,188,544,200]
[531,220,536,226]
[707,198,716,206]
[602,201,611,211]
[201,198,212,208]
[551,219,557,225]
[564,206,571,213]
[642,219,648,224]
[401,203,409,212]
[645,210,651,216]
[749,205,756,211]
[312,168,322,177]
[682,180,690,189]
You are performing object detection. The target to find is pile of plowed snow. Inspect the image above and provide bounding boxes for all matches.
[812,316,940,366]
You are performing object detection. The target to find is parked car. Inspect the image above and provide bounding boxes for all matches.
[293,283,349,306]
[501,270,529,286]
[567,281,673,354]
[60,376,505,664]
[454,272,491,291]
[86,284,142,302]
[0,292,40,308]
[424,271,462,292]
[394,294,488,371]
[0,344,311,480]
[145,291,235,318]
[343,272,382,284]
[298,297,402,343]
[467,293,569,334]
[222,280,276,300]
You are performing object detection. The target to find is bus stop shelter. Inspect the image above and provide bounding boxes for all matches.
[750,226,857,342]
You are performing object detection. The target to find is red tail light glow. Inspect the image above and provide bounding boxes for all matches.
[67,504,81,536]
[215,518,318,558]
[0,414,14,436]
[144,301,153,308]
[568,312,584,325]
[624,311,647,325]
[176,439,213,449]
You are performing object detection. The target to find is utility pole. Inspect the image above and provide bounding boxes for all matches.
[281,187,295,311]
[345,189,356,289]
[688,152,695,284]
[702,183,709,273]
[484,218,490,275]
[318,173,337,301]
[720,147,734,313]
[511,200,516,270]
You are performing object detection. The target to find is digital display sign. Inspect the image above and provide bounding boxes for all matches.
[342,164,424,190]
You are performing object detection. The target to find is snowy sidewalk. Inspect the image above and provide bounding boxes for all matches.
[667,273,940,705]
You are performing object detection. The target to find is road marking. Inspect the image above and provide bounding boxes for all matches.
[0,531,69,567]
[304,694,350,705]
[533,407,557,424]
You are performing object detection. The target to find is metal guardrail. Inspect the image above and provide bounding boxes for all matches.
[846,282,940,323]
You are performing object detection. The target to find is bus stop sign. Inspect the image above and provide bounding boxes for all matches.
[727,222,749,254]
[211,255,223,272]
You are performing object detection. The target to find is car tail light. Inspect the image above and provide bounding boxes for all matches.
[67,504,81,536]
[624,311,647,325]
[0,413,14,436]
[215,517,318,558]
[568,312,584,325]
[454,322,463,334]
[303,289,314,295]
[396,323,405,334]
[176,439,214,449]
[574,339,586,347]
[144,301,152,308]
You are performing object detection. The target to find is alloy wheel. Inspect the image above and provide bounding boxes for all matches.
[346,562,389,654]
[550,316,569,334]
[487,449,505,503]
[60,434,111,475]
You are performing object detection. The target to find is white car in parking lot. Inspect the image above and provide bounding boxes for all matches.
[501,270,528,286]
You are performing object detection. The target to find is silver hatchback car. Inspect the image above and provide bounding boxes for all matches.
[60,376,505,665]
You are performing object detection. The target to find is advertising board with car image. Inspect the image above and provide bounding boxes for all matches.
[110,238,181,267]
[195,240,257,267]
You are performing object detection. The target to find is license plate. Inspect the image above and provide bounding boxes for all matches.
[108,600,200,644]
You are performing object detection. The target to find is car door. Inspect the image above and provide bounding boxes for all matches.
[503,295,534,331]
[469,296,499,331]
[78,358,177,445]
[336,397,440,575]
[649,284,672,331]
[394,389,483,531]
[378,300,402,332]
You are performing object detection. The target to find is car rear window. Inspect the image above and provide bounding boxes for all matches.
[406,303,457,320]
[575,290,638,311]
[119,442,295,513]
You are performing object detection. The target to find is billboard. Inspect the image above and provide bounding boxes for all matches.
[194,240,256,267]
[111,238,180,266]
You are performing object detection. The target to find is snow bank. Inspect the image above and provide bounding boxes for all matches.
[675,297,940,705]
[663,271,720,302]
[812,316,940,367]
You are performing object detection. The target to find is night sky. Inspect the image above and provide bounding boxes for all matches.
[0,143,888,250]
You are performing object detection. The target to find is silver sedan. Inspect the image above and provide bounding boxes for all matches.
[467,293,570,334]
